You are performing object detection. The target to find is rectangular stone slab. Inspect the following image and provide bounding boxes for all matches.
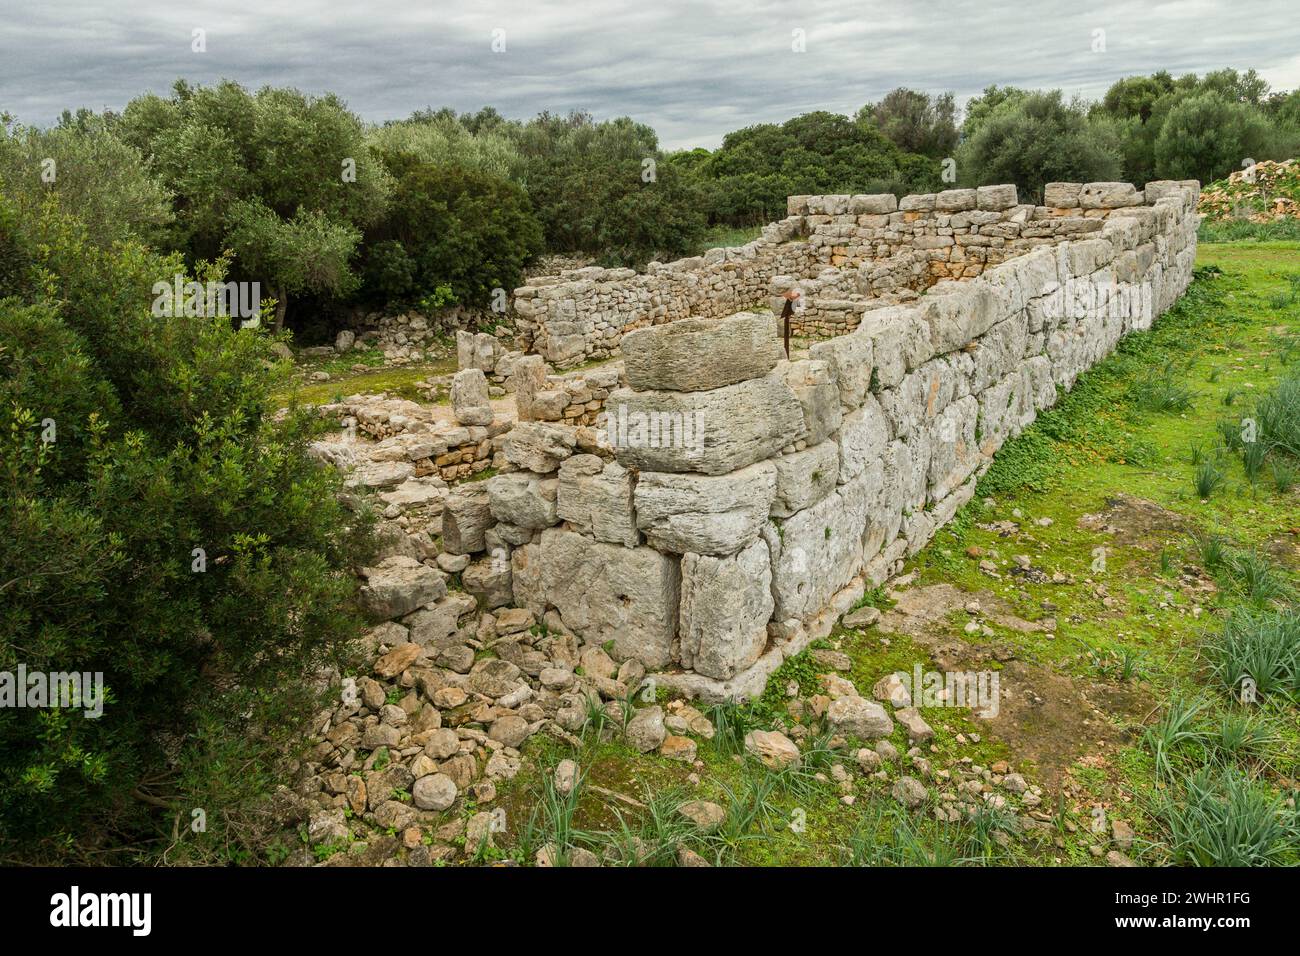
[621,311,784,392]
[607,373,805,476]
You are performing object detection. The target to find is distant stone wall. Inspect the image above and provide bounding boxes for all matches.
[511,181,1198,368]
[450,180,1201,701]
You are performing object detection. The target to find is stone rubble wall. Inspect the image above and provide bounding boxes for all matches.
[511,181,1197,368]
[325,180,1199,709]
[454,180,1201,701]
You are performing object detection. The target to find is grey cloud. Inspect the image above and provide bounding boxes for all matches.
[1,0,1297,149]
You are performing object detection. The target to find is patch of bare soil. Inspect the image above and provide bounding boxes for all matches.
[877,583,1152,790]
[1077,494,1189,550]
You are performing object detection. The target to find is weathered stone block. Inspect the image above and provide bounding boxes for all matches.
[486,472,559,529]
[679,538,773,680]
[784,359,842,445]
[918,280,1002,354]
[935,188,977,212]
[359,555,447,620]
[976,184,1018,211]
[556,455,639,547]
[859,306,934,389]
[451,368,493,426]
[621,311,783,392]
[837,396,891,484]
[768,478,869,622]
[442,485,492,555]
[927,395,980,501]
[503,421,577,473]
[809,329,873,411]
[635,461,776,555]
[511,529,679,669]
[1080,182,1141,209]
[771,440,839,518]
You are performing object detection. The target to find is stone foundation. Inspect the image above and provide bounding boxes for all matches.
[462,181,1200,701]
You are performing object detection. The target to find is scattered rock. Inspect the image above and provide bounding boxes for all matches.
[744,729,801,769]
[625,706,667,753]
[677,800,727,832]
[892,776,928,809]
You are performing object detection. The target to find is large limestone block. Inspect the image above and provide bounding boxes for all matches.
[442,485,493,554]
[883,434,930,516]
[809,330,873,411]
[359,555,447,620]
[927,395,980,501]
[1079,182,1141,209]
[976,184,1018,210]
[919,280,1003,354]
[451,368,493,426]
[935,188,977,212]
[503,421,578,473]
[976,370,1026,456]
[510,529,679,669]
[1065,238,1115,277]
[621,311,783,392]
[837,396,891,484]
[607,373,804,476]
[634,461,776,555]
[769,479,870,622]
[784,359,842,446]
[849,193,898,214]
[404,593,478,648]
[980,247,1057,317]
[513,355,548,421]
[771,440,839,518]
[556,455,639,547]
[859,306,934,389]
[877,358,957,439]
[679,538,774,680]
[463,555,513,610]
[486,471,559,530]
[1043,182,1082,208]
[969,316,1029,394]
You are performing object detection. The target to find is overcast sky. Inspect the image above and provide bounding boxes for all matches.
[3,0,1299,150]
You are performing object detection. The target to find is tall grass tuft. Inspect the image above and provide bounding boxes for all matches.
[1156,767,1297,867]
[1142,696,1211,782]
[1205,607,1300,703]
[1194,460,1225,498]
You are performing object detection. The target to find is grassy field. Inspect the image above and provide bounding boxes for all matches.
[477,241,1300,867]
[273,342,458,406]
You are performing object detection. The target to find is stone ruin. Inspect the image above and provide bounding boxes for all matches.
[344,179,1201,704]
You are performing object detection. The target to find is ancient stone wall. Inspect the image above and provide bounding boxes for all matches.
[328,180,1200,708]
[510,181,1197,367]
[459,180,1202,701]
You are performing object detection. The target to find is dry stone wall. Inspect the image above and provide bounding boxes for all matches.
[473,180,1200,701]
[511,181,1198,368]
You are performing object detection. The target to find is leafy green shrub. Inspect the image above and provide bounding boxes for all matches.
[1154,94,1275,185]
[687,110,938,227]
[364,158,542,307]
[513,112,707,265]
[956,91,1122,203]
[0,111,174,249]
[115,80,392,328]
[0,191,373,861]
